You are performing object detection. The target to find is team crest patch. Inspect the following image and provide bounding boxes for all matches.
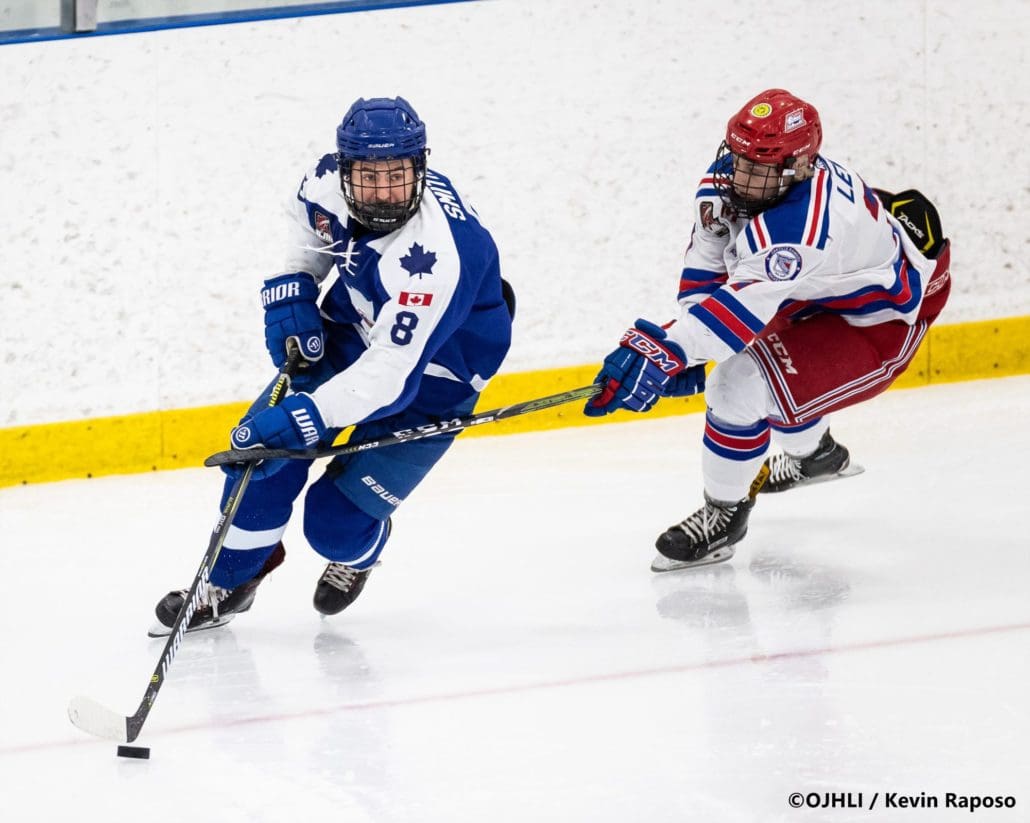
[700,202,729,236]
[784,108,806,133]
[764,246,803,281]
[314,212,333,244]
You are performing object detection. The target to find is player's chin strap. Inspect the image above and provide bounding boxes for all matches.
[68,343,305,745]
[204,383,604,468]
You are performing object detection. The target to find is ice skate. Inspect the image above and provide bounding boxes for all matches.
[652,494,754,572]
[148,543,285,637]
[759,429,863,494]
[313,517,390,616]
[313,561,377,616]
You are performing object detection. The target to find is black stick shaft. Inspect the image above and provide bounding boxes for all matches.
[124,348,302,742]
[204,383,602,468]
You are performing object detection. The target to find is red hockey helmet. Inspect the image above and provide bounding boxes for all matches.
[724,89,822,164]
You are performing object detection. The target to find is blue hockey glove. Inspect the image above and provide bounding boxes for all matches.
[584,319,704,416]
[262,272,325,368]
[227,393,329,479]
[664,366,707,397]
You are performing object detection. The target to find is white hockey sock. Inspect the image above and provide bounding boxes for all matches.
[770,417,830,457]
[702,413,770,503]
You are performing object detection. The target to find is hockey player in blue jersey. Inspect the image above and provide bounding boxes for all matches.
[152,97,513,634]
[584,89,951,571]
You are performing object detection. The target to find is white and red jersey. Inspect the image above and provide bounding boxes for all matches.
[666,155,938,365]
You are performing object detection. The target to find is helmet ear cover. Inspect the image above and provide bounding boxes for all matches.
[335,97,429,232]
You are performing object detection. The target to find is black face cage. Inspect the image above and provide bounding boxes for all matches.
[338,153,428,233]
[711,140,793,218]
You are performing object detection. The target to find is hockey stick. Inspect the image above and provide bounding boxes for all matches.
[203,383,604,468]
[68,347,304,744]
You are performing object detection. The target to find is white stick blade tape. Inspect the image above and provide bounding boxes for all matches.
[68,696,128,742]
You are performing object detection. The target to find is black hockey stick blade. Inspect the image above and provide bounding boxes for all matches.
[204,383,603,467]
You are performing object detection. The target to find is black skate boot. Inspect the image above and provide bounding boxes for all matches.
[313,518,390,616]
[313,562,377,616]
[760,429,855,494]
[651,494,754,572]
[149,543,286,637]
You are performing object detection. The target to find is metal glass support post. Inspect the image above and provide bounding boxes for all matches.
[60,0,99,33]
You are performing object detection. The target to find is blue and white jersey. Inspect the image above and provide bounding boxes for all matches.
[666,155,937,365]
[276,154,512,428]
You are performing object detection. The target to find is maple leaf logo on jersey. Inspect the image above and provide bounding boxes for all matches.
[315,154,339,178]
[399,243,437,278]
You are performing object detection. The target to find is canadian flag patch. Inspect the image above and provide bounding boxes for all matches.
[399,291,433,307]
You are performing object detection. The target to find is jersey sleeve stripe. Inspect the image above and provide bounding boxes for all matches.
[678,281,722,300]
[687,289,766,352]
[745,218,770,254]
[743,223,759,254]
[802,169,832,249]
[815,172,832,249]
[688,302,749,351]
[753,215,770,249]
[814,247,922,316]
[679,267,727,296]
[713,288,766,332]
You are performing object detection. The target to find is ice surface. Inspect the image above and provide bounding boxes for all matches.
[0,377,1027,822]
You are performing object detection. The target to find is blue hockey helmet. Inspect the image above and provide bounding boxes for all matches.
[335,97,429,232]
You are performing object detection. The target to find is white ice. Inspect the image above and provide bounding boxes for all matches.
[1,377,1028,823]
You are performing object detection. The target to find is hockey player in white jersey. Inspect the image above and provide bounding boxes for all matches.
[584,88,951,571]
[152,97,513,634]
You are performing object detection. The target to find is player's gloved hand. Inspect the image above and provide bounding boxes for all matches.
[584,318,705,416]
[226,394,329,479]
[262,272,325,368]
[664,365,707,397]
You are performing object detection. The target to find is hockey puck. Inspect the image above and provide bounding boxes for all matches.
[116,745,150,759]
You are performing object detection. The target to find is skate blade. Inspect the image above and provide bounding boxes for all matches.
[763,462,865,493]
[804,462,865,486]
[651,545,736,573]
[146,614,236,638]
